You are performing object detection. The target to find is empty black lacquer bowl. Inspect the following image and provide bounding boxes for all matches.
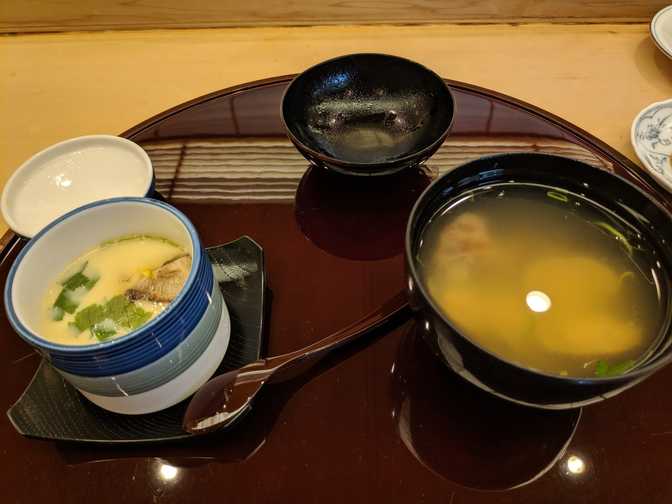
[282,54,454,176]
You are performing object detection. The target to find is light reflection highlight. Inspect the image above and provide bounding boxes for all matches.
[52,173,73,189]
[526,291,551,313]
[159,464,178,481]
[565,454,586,476]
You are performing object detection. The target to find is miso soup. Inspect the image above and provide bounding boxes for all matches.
[40,235,191,345]
[416,183,667,378]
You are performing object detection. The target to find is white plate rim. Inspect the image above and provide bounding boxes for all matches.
[630,98,672,192]
[650,5,672,59]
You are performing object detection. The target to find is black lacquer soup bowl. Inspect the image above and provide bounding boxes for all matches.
[405,153,672,409]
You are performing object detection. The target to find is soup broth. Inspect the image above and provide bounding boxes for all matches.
[416,183,667,378]
[40,235,191,345]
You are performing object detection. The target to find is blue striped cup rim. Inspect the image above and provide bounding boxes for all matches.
[43,257,210,364]
[48,268,214,376]
[4,196,203,354]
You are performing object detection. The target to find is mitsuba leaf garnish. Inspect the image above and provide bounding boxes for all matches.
[72,303,106,332]
[91,321,117,341]
[594,359,635,377]
[72,295,151,339]
[52,262,99,315]
[546,190,569,203]
[105,295,152,330]
[51,306,64,321]
[54,288,81,314]
[594,221,634,256]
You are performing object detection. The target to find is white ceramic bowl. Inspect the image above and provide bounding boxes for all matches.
[631,99,672,192]
[1,135,154,238]
[651,5,672,59]
[5,197,230,414]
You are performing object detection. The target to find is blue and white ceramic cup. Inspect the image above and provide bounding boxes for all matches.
[4,198,230,414]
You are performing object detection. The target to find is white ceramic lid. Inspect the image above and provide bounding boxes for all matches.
[1,135,153,238]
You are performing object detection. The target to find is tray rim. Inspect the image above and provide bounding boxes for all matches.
[119,75,661,194]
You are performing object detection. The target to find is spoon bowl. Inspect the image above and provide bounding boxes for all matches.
[183,292,409,433]
[183,368,264,433]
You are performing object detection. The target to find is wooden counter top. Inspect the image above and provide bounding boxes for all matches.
[1,23,671,232]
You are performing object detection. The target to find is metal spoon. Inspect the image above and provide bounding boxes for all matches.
[182,292,410,434]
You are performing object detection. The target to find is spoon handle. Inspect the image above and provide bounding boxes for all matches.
[266,291,410,383]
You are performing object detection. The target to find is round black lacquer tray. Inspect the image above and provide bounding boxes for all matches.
[1,76,671,504]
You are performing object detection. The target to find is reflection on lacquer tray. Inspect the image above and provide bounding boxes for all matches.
[391,325,582,491]
[138,135,611,204]
[55,380,282,467]
[294,164,433,260]
[56,314,409,469]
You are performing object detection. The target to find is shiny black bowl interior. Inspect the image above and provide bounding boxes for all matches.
[282,53,454,176]
[405,153,672,409]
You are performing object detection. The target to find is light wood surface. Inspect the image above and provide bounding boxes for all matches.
[1,23,671,233]
[0,0,668,33]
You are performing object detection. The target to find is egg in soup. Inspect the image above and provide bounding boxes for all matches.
[40,235,191,345]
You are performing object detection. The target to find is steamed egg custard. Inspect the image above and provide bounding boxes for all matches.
[40,235,192,345]
[416,184,666,378]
